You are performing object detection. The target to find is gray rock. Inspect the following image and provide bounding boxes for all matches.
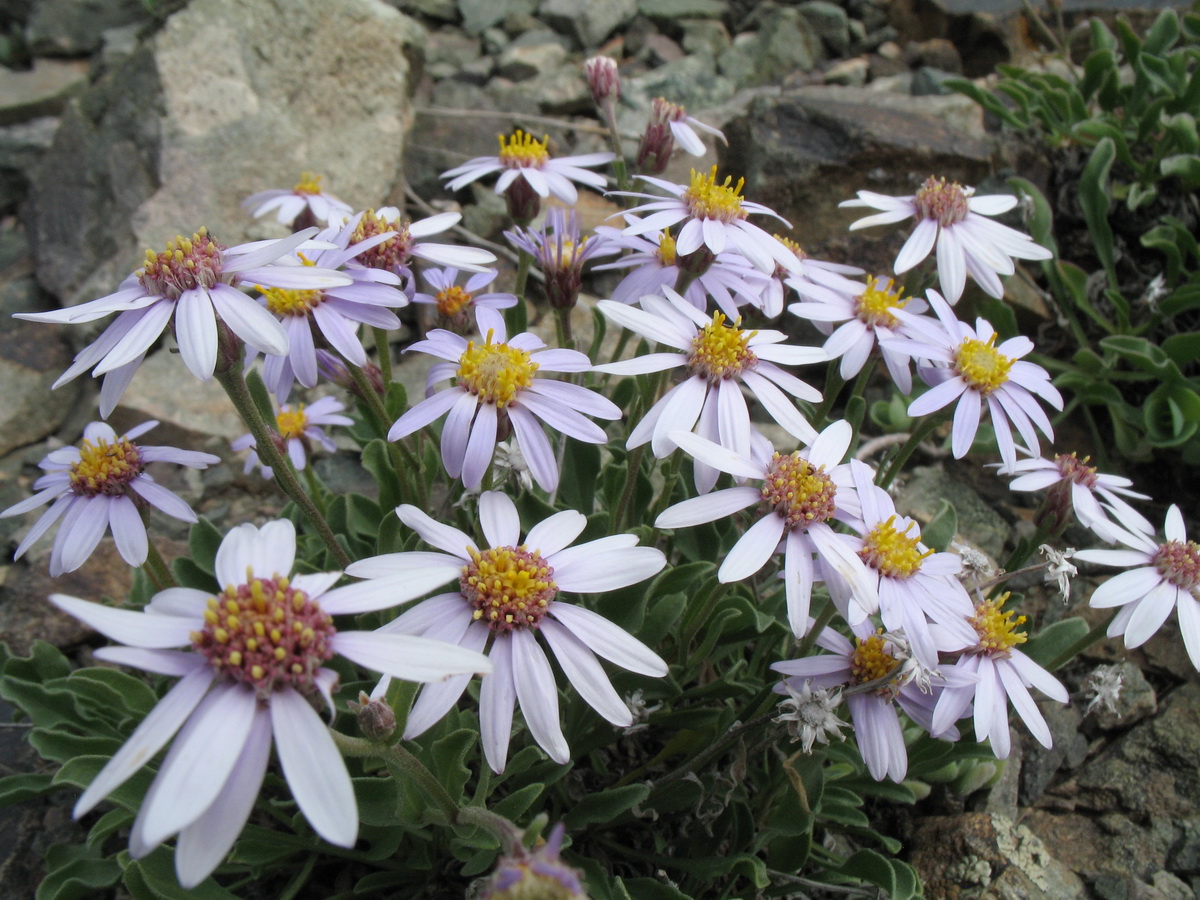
[1087,661,1157,730]
[824,56,870,87]
[29,0,423,308]
[396,0,460,21]
[1020,700,1088,805]
[717,7,823,88]
[893,465,1010,559]
[457,0,537,35]
[425,27,483,78]
[495,32,570,81]
[637,0,726,20]
[539,0,637,49]
[0,116,57,214]
[679,18,730,58]
[640,32,685,66]
[798,1,850,58]
[25,0,154,56]
[119,348,245,441]
[621,53,736,129]
[0,58,88,126]
[912,66,961,97]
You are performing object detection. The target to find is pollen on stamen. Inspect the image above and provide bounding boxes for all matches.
[262,285,324,317]
[656,231,678,267]
[138,228,225,300]
[955,334,1014,395]
[969,592,1027,656]
[69,437,143,497]
[351,209,411,271]
[459,545,557,634]
[1054,452,1099,489]
[683,166,747,223]
[1152,540,1200,591]
[456,330,539,408]
[855,276,908,329]
[498,130,550,170]
[858,515,933,579]
[687,312,757,382]
[276,406,308,440]
[436,285,474,318]
[760,451,838,530]
[851,632,900,688]
[913,176,971,227]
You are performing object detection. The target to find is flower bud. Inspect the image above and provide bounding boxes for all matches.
[584,56,620,111]
[347,691,397,742]
[482,824,588,900]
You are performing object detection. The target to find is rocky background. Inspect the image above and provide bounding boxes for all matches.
[0,0,1195,897]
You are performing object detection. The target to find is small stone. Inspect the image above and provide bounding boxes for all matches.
[1087,661,1157,730]
[458,0,537,35]
[912,66,961,97]
[717,8,823,88]
[637,0,726,19]
[538,0,637,48]
[495,36,568,81]
[641,33,685,65]
[680,19,730,58]
[825,57,870,87]
[798,1,850,58]
[396,0,460,21]
[26,0,154,56]
[1019,700,1088,805]
[0,59,88,127]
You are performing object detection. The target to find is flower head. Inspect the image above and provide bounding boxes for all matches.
[483,823,587,900]
[775,679,848,753]
[841,176,1052,303]
[506,207,618,309]
[345,492,668,771]
[412,266,517,330]
[242,171,353,228]
[345,208,496,281]
[1,420,218,575]
[232,396,352,479]
[635,97,726,174]
[388,307,619,493]
[49,520,489,888]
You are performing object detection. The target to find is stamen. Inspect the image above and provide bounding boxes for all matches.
[955,334,1014,394]
[293,171,324,195]
[858,515,933,579]
[498,130,550,170]
[138,228,225,300]
[855,276,907,329]
[656,232,677,267]
[276,406,308,440]
[351,209,411,271]
[969,592,1027,656]
[851,632,899,686]
[913,176,971,227]
[436,285,474,318]
[683,166,747,224]
[69,437,143,497]
[456,330,539,407]
[1054,452,1099,489]
[460,546,557,634]
[760,452,838,530]
[1153,540,1200,591]
[687,312,757,382]
[262,286,323,316]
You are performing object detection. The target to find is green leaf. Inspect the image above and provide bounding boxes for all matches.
[1021,617,1089,669]
[1100,335,1178,378]
[244,368,277,428]
[121,847,243,899]
[558,439,601,515]
[69,668,159,719]
[921,500,957,552]
[1079,138,1119,291]
[186,517,223,577]
[0,771,56,808]
[172,557,218,592]
[1143,8,1181,55]
[1161,154,1200,187]
[37,844,121,900]
[564,783,650,829]
[362,439,402,513]
[384,381,408,420]
[490,781,544,821]
[835,849,896,895]
[1144,382,1200,447]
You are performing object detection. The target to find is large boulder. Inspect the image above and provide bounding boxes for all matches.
[28,0,425,308]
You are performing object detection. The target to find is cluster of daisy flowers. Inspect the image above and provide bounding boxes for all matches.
[2,50,1197,898]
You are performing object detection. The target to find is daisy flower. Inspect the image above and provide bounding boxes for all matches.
[47,519,490,887]
[635,97,726,174]
[772,624,962,782]
[998,450,1153,543]
[505,207,618,310]
[388,306,619,493]
[848,460,978,667]
[931,592,1068,759]
[751,234,865,320]
[590,224,767,319]
[614,166,804,275]
[593,287,824,491]
[15,228,351,415]
[232,396,352,479]
[840,176,1052,303]
[249,215,411,401]
[344,208,497,281]
[654,422,877,635]
[788,275,927,394]
[242,171,353,228]
[1,420,218,576]
[344,492,668,772]
[412,266,517,330]
[441,129,614,220]
[882,290,1062,471]
[1075,505,1200,669]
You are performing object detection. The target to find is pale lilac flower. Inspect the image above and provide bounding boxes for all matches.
[841,176,1052,303]
[998,450,1153,543]
[1075,505,1200,670]
[613,167,803,275]
[49,520,489,887]
[654,422,877,634]
[591,223,768,319]
[232,396,352,479]
[635,97,725,173]
[593,287,825,492]
[249,215,410,401]
[388,307,619,492]
[773,624,963,782]
[883,290,1063,470]
[505,207,619,309]
[752,235,865,320]
[931,592,1068,759]
[345,492,668,772]
[1,420,218,576]
[15,228,351,415]
[412,266,517,329]
[483,823,587,900]
[242,172,353,227]
[441,129,614,207]
[848,460,978,667]
[344,208,496,281]
[788,275,927,394]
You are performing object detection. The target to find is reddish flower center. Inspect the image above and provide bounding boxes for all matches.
[460,546,557,634]
[351,210,412,271]
[760,452,837,530]
[69,436,143,497]
[913,176,971,227]
[1153,540,1200,591]
[138,228,225,300]
[1054,452,1099,489]
[192,576,336,700]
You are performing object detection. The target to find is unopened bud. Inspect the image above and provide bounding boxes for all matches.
[504,178,542,227]
[584,56,620,110]
[348,691,396,742]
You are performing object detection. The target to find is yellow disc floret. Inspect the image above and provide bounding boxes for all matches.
[460,545,557,633]
[969,592,1027,656]
[656,231,677,266]
[69,436,143,497]
[760,452,838,530]
[687,312,757,382]
[456,330,539,407]
[293,171,324,195]
[858,515,933,579]
[955,334,1014,394]
[855,276,908,329]
[262,286,323,316]
[276,406,308,440]
[851,632,900,686]
[498,130,550,170]
[436,285,474,318]
[683,166,747,223]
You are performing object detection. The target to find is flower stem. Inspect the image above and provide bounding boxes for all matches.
[142,536,176,592]
[613,445,646,533]
[794,598,837,659]
[371,326,393,390]
[507,249,533,336]
[875,408,950,490]
[554,304,574,350]
[215,365,350,568]
[342,355,392,438]
[810,361,844,431]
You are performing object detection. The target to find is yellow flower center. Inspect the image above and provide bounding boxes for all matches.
[913,176,970,227]
[436,285,474,318]
[955,335,1013,394]
[687,312,757,382]
[351,209,412,271]
[456,330,539,408]
[851,632,899,686]
[858,515,933,579]
[276,406,308,440]
[69,436,143,497]
[969,592,1027,656]
[293,171,324,195]
[656,231,677,266]
[775,234,807,260]
[855,276,908,329]
[498,130,550,169]
[760,452,838,530]
[683,166,747,223]
[460,546,557,633]
[138,227,224,299]
[262,286,323,316]
[1054,452,1099,488]
[1153,540,1200,591]
[191,575,335,699]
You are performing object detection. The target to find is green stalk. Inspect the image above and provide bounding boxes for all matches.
[506,249,533,336]
[875,408,950,490]
[215,365,350,568]
[142,536,176,592]
[342,355,391,438]
[613,445,646,534]
[371,326,393,389]
[810,361,844,430]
